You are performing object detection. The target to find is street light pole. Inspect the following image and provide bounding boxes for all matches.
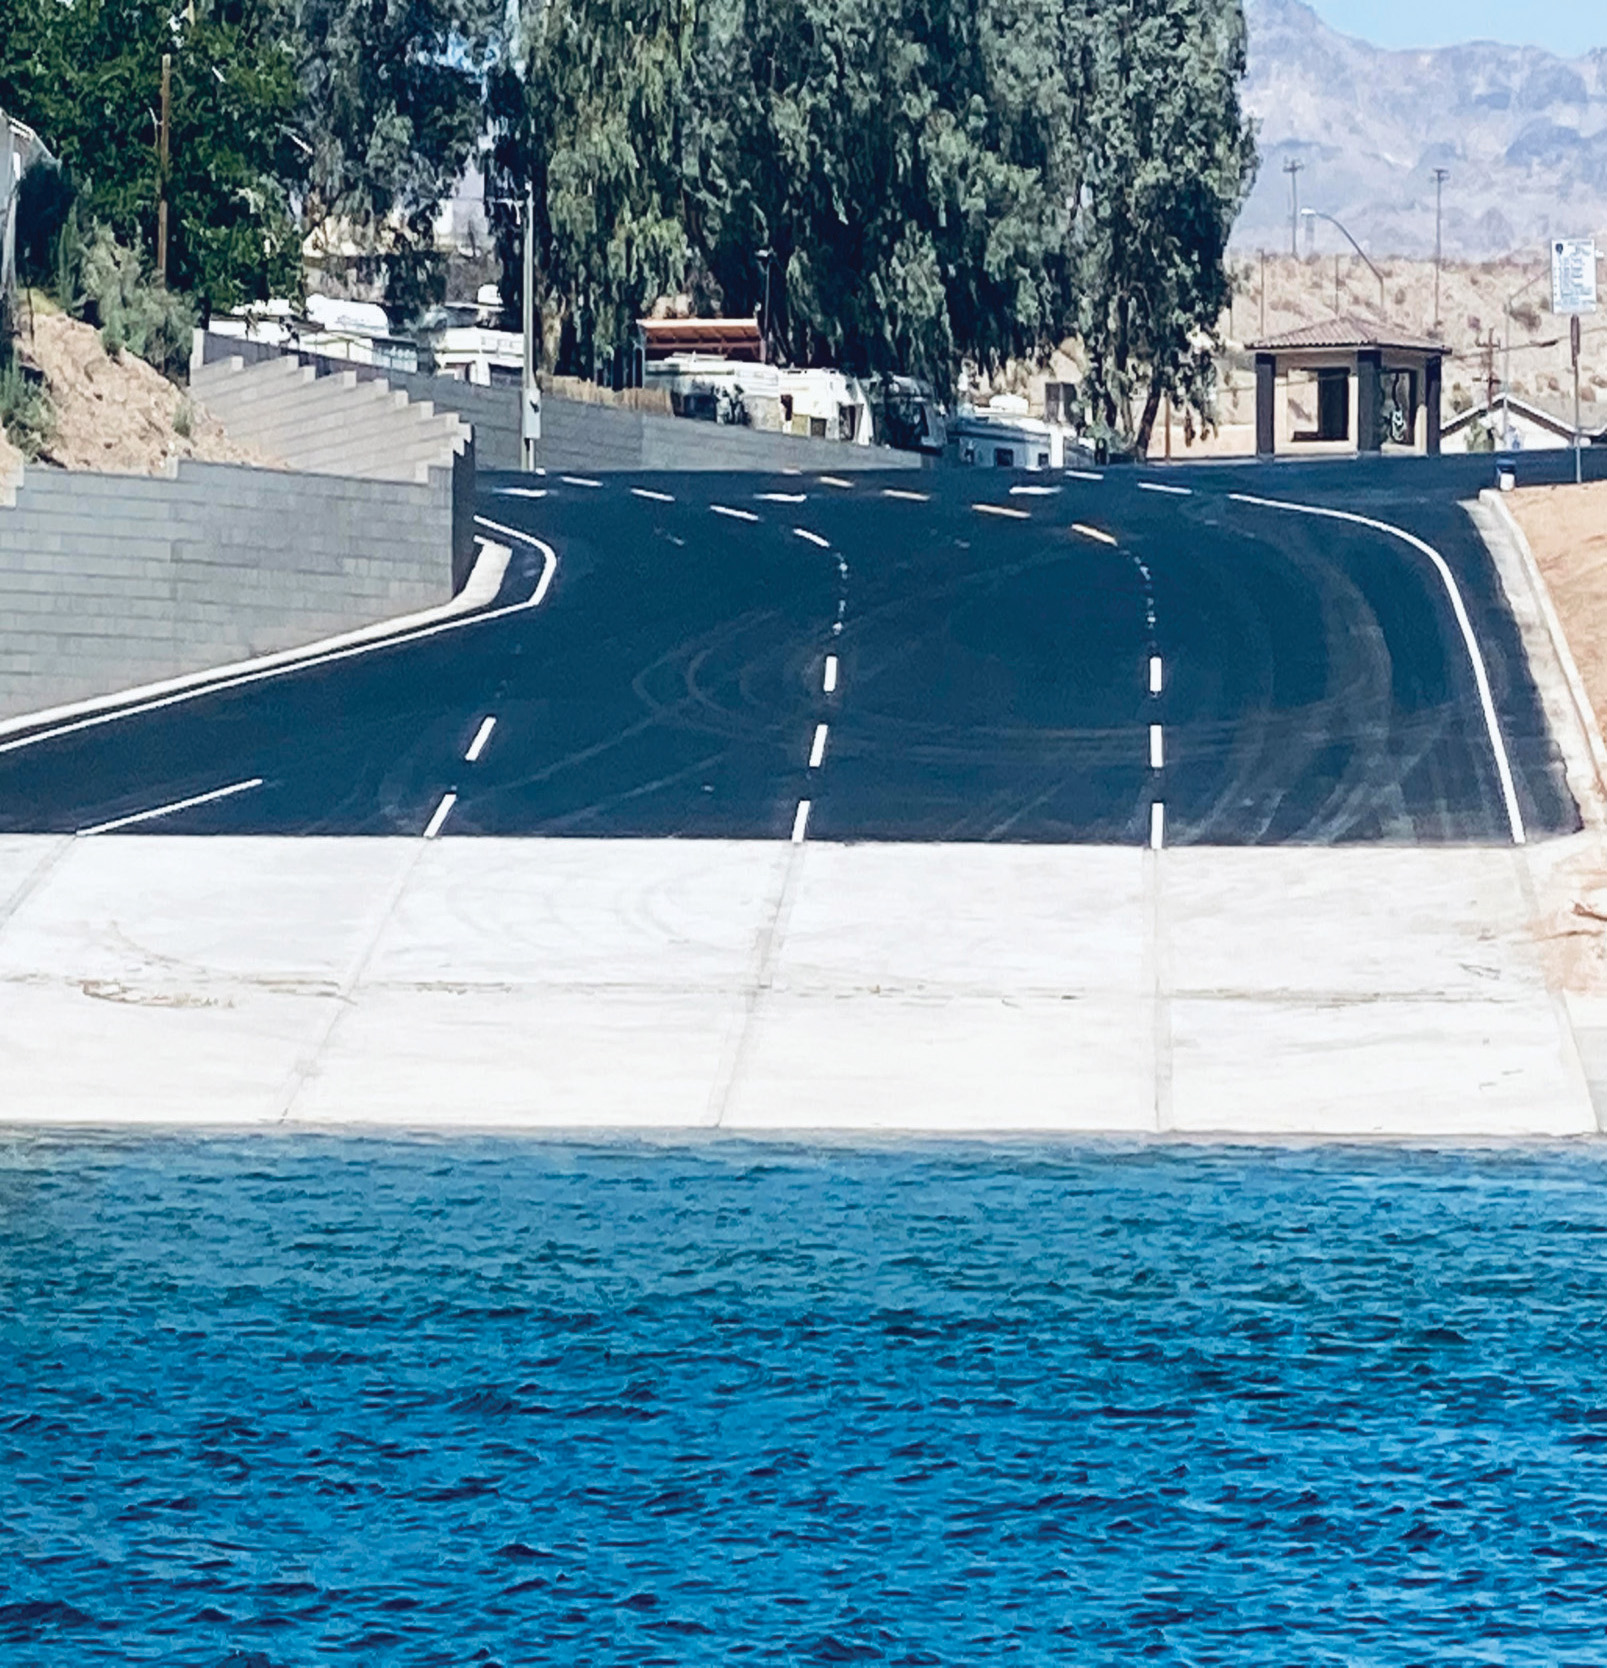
[1300,208,1385,318]
[1433,167,1450,330]
[1283,158,1303,258]
[521,182,539,472]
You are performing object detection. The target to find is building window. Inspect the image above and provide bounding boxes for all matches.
[994,447,1014,468]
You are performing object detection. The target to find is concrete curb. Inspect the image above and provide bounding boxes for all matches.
[1479,487,1607,816]
[0,535,513,744]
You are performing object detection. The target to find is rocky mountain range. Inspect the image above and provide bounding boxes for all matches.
[1236,0,1607,257]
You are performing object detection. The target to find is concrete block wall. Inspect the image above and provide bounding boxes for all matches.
[195,332,922,475]
[0,459,454,720]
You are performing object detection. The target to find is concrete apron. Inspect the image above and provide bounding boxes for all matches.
[0,832,1598,1138]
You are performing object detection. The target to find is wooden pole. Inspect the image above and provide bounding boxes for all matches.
[156,53,171,284]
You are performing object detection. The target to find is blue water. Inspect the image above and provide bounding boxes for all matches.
[4,1138,1607,1665]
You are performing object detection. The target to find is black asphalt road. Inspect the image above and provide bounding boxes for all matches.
[0,448,1597,844]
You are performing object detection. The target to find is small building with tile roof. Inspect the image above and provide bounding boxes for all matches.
[1247,317,1447,458]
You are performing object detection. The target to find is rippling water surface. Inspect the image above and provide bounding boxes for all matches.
[4,1137,1607,1665]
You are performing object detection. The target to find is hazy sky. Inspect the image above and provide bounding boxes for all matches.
[1308,0,1602,58]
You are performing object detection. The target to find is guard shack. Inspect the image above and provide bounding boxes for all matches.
[1249,319,1445,459]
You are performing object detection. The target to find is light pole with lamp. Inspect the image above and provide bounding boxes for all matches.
[1300,208,1386,319]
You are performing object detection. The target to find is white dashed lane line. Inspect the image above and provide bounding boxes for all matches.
[711,504,761,522]
[1138,481,1192,496]
[973,503,1031,520]
[823,655,839,693]
[757,492,808,504]
[1066,469,1103,482]
[423,791,457,839]
[1149,655,1163,695]
[1073,523,1117,545]
[1150,802,1165,850]
[497,486,548,499]
[793,527,831,548]
[819,476,854,489]
[809,724,828,769]
[1150,724,1164,770]
[882,488,929,502]
[1009,484,1061,497]
[77,777,264,837]
[560,475,603,489]
[465,716,496,762]
[630,487,675,503]
[791,799,812,843]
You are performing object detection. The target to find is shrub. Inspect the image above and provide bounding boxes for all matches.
[78,227,197,379]
[0,354,56,460]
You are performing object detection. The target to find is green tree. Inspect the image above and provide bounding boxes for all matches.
[284,0,501,321]
[0,0,302,314]
[1071,0,1256,452]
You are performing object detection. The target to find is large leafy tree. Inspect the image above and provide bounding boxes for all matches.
[1071,0,1256,451]
[0,0,301,313]
[282,0,502,322]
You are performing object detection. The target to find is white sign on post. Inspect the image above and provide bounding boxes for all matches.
[1551,237,1598,315]
[521,384,542,443]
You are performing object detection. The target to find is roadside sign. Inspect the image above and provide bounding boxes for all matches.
[1551,237,1598,315]
[521,383,542,443]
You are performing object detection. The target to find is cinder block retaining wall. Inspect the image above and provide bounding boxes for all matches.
[0,459,454,721]
[196,332,923,475]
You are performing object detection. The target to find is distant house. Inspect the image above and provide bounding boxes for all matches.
[1440,393,1605,453]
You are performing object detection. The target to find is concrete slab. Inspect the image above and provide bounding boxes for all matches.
[0,833,1598,1137]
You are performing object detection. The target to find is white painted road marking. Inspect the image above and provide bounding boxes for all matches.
[757,492,808,503]
[1149,655,1164,695]
[77,777,264,837]
[497,486,548,499]
[1139,481,1192,496]
[1150,802,1165,850]
[819,475,854,489]
[630,487,675,503]
[560,475,603,488]
[1009,484,1061,496]
[791,799,812,843]
[711,504,760,522]
[794,527,831,548]
[1066,469,1104,482]
[974,503,1031,520]
[823,655,839,693]
[1150,724,1165,769]
[1073,523,1118,546]
[465,716,497,762]
[882,488,929,502]
[423,791,457,839]
[1229,492,1527,846]
[809,723,829,768]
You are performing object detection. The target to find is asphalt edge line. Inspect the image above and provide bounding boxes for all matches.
[1479,489,1607,816]
[0,535,553,760]
[1229,491,1527,847]
[0,535,514,744]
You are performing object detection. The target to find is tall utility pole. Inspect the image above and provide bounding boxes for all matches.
[521,182,540,472]
[1432,167,1450,330]
[1259,248,1266,334]
[155,53,171,284]
[1283,158,1303,257]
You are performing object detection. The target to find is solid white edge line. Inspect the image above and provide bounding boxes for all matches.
[1138,481,1193,496]
[823,655,839,694]
[1,532,554,760]
[77,776,265,837]
[0,536,516,747]
[1149,655,1163,695]
[809,723,828,768]
[423,791,458,839]
[791,798,812,843]
[794,527,831,548]
[465,715,497,762]
[1149,801,1165,850]
[1229,491,1526,846]
[711,504,761,522]
[1150,724,1164,770]
[1072,523,1118,546]
[630,487,675,503]
[973,503,1031,520]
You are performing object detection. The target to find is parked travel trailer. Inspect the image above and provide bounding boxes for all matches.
[951,397,1075,469]
[642,354,876,445]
